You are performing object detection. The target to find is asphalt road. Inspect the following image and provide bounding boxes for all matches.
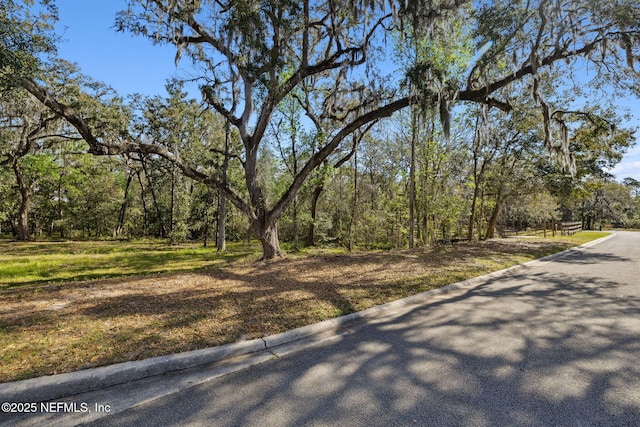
[10,232,640,427]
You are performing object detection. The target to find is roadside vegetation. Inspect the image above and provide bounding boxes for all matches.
[0,232,608,383]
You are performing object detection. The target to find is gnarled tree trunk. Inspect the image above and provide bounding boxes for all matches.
[254,221,283,260]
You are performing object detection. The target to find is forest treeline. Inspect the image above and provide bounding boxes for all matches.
[2,82,638,248]
[1,0,640,256]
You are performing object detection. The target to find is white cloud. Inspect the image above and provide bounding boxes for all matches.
[610,150,640,181]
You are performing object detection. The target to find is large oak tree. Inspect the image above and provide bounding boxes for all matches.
[8,0,640,258]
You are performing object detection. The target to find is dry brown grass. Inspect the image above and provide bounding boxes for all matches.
[0,238,576,382]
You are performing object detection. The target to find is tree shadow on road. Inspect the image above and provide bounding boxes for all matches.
[546,248,632,265]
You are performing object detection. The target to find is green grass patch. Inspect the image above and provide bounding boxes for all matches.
[555,231,610,244]
[0,240,260,289]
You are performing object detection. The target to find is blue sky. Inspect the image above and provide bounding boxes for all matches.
[52,0,639,182]
[54,1,189,97]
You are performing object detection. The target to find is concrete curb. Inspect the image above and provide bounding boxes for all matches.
[0,232,616,404]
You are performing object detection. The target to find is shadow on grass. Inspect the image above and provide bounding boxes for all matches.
[85,236,640,427]
[0,247,257,290]
[0,236,621,382]
[69,239,591,353]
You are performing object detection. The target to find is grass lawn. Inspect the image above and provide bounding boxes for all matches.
[0,232,610,382]
[0,240,259,289]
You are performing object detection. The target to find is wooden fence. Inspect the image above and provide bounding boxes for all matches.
[501,221,583,238]
[557,221,582,236]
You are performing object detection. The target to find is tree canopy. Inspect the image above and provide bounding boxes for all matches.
[2,0,639,257]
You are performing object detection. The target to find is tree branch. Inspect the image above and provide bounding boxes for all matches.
[461,34,607,106]
[269,96,413,222]
[20,76,253,218]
